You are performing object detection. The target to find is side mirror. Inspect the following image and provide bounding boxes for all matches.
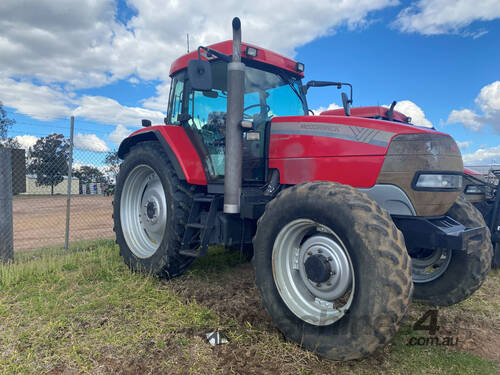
[342,92,351,116]
[188,59,212,91]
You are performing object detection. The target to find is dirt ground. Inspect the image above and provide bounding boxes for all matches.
[13,195,114,251]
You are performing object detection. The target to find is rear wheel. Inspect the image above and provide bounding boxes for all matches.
[113,141,195,278]
[253,182,412,360]
[411,196,493,306]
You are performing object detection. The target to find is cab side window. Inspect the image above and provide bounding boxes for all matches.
[187,89,228,176]
[168,73,185,125]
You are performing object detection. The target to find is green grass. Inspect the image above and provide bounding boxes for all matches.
[0,242,498,374]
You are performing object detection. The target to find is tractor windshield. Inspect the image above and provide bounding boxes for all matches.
[167,60,306,126]
[243,65,306,117]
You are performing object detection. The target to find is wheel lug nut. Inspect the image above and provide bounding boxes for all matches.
[327,256,332,261]
[317,249,322,253]
[316,283,321,287]
[307,251,312,256]
[331,270,336,275]
[326,282,331,286]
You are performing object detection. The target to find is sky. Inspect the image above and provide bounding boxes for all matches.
[1,0,500,167]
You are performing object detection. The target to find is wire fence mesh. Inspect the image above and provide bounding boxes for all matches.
[1,117,120,253]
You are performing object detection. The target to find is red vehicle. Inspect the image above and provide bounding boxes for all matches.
[113,18,492,360]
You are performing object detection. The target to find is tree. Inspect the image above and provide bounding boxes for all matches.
[28,133,69,195]
[73,165,106,193]
[0,101,17,147]
[104,150,120,182]
[73,165,105,184]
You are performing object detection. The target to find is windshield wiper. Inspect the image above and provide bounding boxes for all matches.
[277,71,308,113]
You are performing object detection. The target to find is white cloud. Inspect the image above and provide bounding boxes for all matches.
[109,124,131,146]
[0,78,72,120]
[0,0,118,88]
[142,82,171,111]
[312,103,342,115]
[462,145,500,165]
[477,80,500,113]
[1,0,403,128]
[447,81,500,133]
[457,140,473,150]
[456,140,472,150]
[0,0,398,89]
[394,0,500,36]
[447,109,482,131]
[384,100,433,128]
[73,95,164,127]
[74,133,110,153]
[13,135,38,149]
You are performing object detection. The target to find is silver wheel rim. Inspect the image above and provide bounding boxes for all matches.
[120,165,167,258]
[272,219,355,326]
[411,248,452,283]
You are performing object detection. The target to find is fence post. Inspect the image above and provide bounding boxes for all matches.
[0,148,13,263]
[65,116,75,251]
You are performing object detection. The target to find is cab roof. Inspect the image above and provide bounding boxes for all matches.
[321,106,411,124]
[169,40,304,78]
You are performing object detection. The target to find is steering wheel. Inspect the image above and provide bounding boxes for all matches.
[243,104,270,120]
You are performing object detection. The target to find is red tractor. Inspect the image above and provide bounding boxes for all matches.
[113,18,492,360]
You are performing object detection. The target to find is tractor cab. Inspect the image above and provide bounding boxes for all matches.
[321,106,412,124]
[167,41,307,182]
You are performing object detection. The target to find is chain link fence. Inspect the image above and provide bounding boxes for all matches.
[1,117,122,254]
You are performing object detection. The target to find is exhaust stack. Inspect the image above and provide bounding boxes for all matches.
[224,17,244,214]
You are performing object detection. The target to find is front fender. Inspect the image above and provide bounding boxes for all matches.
[118,126,207,185]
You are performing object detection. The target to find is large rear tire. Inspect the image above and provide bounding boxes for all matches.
[113,141,195,278]
[412,195,493,306]
[253,182,412,360]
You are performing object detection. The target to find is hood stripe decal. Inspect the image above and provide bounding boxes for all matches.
[271,122,396,148]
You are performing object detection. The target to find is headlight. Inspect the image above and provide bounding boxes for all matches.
[413,172,463,191]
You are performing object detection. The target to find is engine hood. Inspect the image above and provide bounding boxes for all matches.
[268,115,463,215]
[269,115,445,159]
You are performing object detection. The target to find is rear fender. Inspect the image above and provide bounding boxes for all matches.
[118,126,207,185]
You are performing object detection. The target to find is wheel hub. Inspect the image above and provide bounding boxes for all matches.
[411,247,452,283]
[298,235,351,301]
[146,201,157,220]
[304,254,332,283]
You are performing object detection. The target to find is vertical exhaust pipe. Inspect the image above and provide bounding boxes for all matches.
[224,17,244,214]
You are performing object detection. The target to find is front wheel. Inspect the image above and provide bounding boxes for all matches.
[253,182,412,360]
[411,195,493,306]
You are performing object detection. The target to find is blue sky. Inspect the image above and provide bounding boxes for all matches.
[1,0,500,167]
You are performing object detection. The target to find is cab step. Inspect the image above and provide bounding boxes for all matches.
[180,194,222,258]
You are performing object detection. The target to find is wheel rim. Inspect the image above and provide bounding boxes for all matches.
[411,248,452,283]
[272,219,355,326]
[120,165,167,258]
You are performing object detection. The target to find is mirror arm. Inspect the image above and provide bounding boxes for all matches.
[303,80,354,104]
[197,46,232,62]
